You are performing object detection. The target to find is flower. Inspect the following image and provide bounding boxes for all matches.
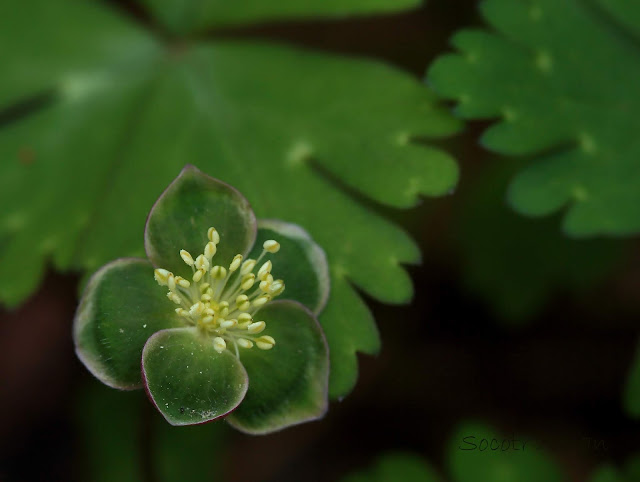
[74,165,330,433]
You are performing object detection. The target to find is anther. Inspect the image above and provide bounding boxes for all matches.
[154,269,170,286]
[193,269,205,282]
[204,241,217,260]
[257,260,272,281]
[259,279,271,293]
[253,294,270,307]
[229,254,243,272]
[269,280,285,296]
[208,227,220,244]
[180,250,194,266]
[247,321,266,334]
[263,240,280,253]
[167,292,181,304]
[190,302,205,316]
[175,276,190,288]
[220,319,237,329]
[238,312,252,323]
[237,338,254,349]
[236,295,250,311]
[241,274,255,291]
[195,254,209,271]
[256,336,275,350]
[240,259,256,275]
[213,337,226,353]
[211,265,227,279]
[167,274,176,291]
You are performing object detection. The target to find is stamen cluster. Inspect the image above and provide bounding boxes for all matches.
[154,227,284,357]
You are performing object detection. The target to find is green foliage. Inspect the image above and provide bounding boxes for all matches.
[141,0,421,33]
[456,160,624,323]
[342,421,564,482]
[0,0,460,401]
[76,382,144,482]
[448,422,563,482]
[77,380,225,481]
[428,0,640,237]
[342,452,442,482]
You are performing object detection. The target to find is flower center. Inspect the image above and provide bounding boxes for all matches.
[153,227,284,357]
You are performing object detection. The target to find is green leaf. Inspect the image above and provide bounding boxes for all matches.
[74,258,184,389]
[145,165,256,277]
[227,300,329,434]
[142,0,422,33]
[76,381,145,482]
[623,343,640,418]
[1,0,460,399]
[142,327,249,425]
[589,465,625,482]
[456,160,624,323]
[154,419,226,482]
[448,422,564,482]
[342,452,442,482]
[428,0,640,236]
[247,220,329,315]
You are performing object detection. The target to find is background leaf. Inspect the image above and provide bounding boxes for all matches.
[142,0,422,34]
[342,452,442,482]
[427,0,640,237]
[456,160,624,323]
[448,422,564,482]
[0,0,460,399]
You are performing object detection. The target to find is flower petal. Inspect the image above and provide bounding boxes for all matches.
[142,327,248,426]
[145,165,257,277]
[73,258,184,389]
[226,300,329,434]
[247,219,329,314]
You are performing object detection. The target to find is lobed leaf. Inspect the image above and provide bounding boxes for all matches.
[0,0,460,399]
[428,0,640,236]
[141,0,422,34]
[448,422,564,482]
[342,452,442,482]
[456,161,624,323]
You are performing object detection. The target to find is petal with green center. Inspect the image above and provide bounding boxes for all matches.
[73,258,184,389]
[144,165,257,278]
[247,219,329,315]
[142,327,248,426]
[227,300,329,434]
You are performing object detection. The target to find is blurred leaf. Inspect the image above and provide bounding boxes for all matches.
[428,0,640,237]
[623,343,640,418]
[457,160,624,323]
[588,465,625,482]
[77,380,228,482]
[448,422,564,482]
[342,452,442,482]
[154,419,225,482]
[142,0,421,34]
[76,381,144,482]
[0,0,459,400]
